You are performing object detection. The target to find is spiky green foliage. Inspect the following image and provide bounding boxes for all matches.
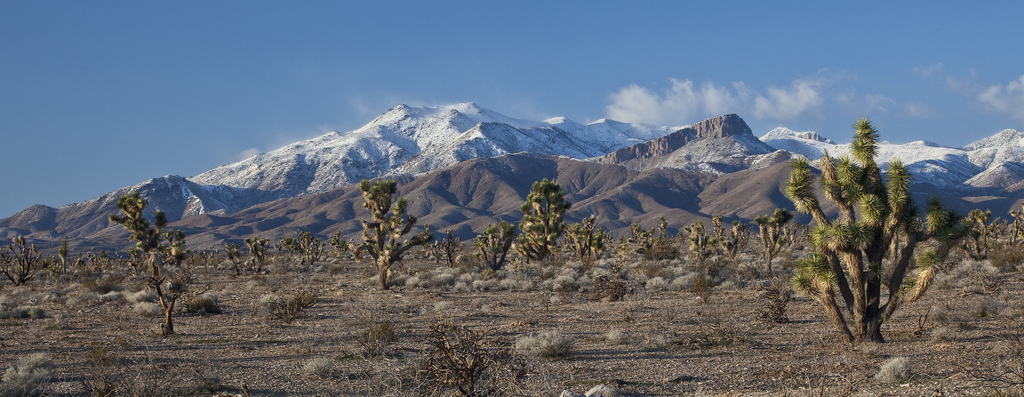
[515,179,571,261]
[786,119,971,343]
[108,192,167,257]
[564,215,609,266]
[358,179,433,290]
[754,208,793,274]
[476,221,516,271]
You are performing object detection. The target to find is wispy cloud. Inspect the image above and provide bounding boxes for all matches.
[977,75,1024,123]
[904,102,938,119]
[605,77,825,125]
[237,148,261,161]
[752,79,824,120]
[913,62,944,77]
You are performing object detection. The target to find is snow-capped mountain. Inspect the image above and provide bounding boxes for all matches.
[191,103,668,197]
[760,127,1024,189]
[3,103,1024,251]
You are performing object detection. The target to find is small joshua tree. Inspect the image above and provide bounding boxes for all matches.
[754,208,794,274]
[225,243,244,275]
[294,230,325,266]
[329,231,351,259]
[357,179,433,290]
[245,236,269,272]
[564,215,608,266]
[684,220,720,267]
[723,220,749,260]
[433,230,462,268]
[476,221,516,271]
[1011,203,1024,244]
[1,236,41,285]
[786,119,971,343]
[966,209,993,259]
[515,178,570,261]
[108,191,189,335]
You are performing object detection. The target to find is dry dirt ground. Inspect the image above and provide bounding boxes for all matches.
[1,248,1022,396]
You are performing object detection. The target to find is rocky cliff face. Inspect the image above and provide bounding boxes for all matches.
[593,114,775,173]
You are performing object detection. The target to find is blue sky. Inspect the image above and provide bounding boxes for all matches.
[2,1,1023,218]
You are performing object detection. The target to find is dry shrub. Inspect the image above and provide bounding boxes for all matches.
[874,357,913,384]
[756,277,792,323]
[988,242,1024,272]
[185,292,222,314]
[262,289,317,324]
[1,353,52,397]
[358,321,398,357]
[690,274,714,302]
[423,319,526,396]
[302,357,336,379]
[515,331,573,360]
[590,275,626,302]
[968,333,1024,394]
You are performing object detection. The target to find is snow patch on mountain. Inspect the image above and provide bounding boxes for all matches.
[192,103,671,198]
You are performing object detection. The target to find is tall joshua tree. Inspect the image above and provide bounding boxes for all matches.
[108,191,189,335]
[516,178,571,261]
[786,119,970,343]
[358,179,433,291]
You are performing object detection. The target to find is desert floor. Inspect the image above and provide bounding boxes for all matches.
[1,248,1022,397]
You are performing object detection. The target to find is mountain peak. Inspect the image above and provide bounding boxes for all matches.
[963,128,1024,151]
[689,114,753,140]
[760,126,833,144]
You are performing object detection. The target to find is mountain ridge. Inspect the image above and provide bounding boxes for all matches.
[3,104,1024,251]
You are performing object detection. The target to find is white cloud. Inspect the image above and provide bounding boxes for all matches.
[904,102,938,119]
[977,75,1024,123]
[752,79,824,120]
[913,62,944,77]
[238,148,261,161]
[605,77,824,125]
[605,79,747,125]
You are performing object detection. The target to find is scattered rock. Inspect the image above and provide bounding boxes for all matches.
[585,384,621,397]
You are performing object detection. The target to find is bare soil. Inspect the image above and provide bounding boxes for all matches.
[1,252,1022,396]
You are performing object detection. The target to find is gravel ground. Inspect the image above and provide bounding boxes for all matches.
[0,253,1021,396]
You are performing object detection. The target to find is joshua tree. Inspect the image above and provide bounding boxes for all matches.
[627,217,679,260]
[108,191,189,335]
[294,230,325,266]
[225,243,244,275]
[515,178,570,261]
[245,236,269,272]
[476,221,516,271]
[754,208,794,274]
[564,215,608,267]
[1,236,41,285]
[966,209,993,259]
[432,230,462,268]
[684,220,720,267]
[1011,203,1024,244]
[358,179,433,290]
[329,231,351,259]
[786,119,970,343]
[723,220,749,260]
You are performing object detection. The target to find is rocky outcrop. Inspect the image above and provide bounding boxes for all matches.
[593,114,773,173]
